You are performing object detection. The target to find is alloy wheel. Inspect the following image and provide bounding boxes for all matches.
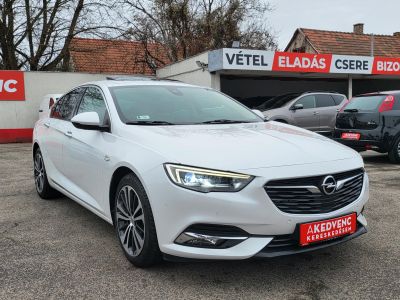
[34,152,45,193]
[397,141,400,156]
[116,185,145,257]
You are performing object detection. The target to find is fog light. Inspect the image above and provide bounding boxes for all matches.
[175,232,247,249]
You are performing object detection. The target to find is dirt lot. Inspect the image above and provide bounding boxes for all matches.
[0,143,399,300]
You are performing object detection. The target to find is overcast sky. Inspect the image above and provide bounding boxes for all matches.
[267,0,400,50]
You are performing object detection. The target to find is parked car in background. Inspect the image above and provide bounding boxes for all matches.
[255,93,300,111]
[261,92,347,135]
[334,91,400,163]
[32,79,368,267]
[39,94,62,119]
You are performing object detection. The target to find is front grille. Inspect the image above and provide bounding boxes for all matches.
[264,168,364,214]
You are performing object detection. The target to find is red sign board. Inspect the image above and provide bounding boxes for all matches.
[0,71,25,101]
[299,213,357,246]
[372,57,400,75]
[272,52,332,73]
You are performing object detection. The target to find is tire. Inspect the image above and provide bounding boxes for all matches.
[388,136,400,163]
[113,173,162,267]
[34,148,60,199]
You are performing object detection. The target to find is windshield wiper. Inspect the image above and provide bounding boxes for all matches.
[200,119,253,124]
[126,120,176,125]
[344,109,359,113]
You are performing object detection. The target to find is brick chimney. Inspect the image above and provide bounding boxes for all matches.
[353,23,364,34]
[394,32,400,37]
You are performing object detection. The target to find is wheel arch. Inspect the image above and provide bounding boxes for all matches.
[109,166,137,224]
[33,142,40,158]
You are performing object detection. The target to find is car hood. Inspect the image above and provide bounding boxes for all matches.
[120,122,360,171]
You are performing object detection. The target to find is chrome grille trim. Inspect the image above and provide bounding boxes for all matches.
[264,169,364,214]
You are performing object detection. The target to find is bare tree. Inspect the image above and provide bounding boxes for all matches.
[0,0,121,70]
[121,0,277,69]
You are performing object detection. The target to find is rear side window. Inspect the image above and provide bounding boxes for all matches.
[332,94,346,105]
[295,95,316,109]
[345,95,386,111]
[316,94,336,107]
[50,95,67,119]
[56,88,86,120]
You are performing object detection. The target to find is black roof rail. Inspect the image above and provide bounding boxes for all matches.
[301,90,341,94]
[106,76,155,81]
[106,76,182,83]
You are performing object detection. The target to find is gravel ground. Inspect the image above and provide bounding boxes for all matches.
[0,143,399,300]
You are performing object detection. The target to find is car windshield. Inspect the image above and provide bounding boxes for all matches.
[109,85,263,125]
[345,95,387,111]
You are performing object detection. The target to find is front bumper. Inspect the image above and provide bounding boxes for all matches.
[142,158,369,260]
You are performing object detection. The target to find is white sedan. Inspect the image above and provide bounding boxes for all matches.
[33,78,369,267]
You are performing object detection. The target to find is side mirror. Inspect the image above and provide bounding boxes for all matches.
[291,103,304,111]
[252,109,265,120]
[71,112,109,131]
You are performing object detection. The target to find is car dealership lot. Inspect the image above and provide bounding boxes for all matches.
[0,144,399,300]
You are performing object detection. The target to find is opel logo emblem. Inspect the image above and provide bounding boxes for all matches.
[321,176,337,195]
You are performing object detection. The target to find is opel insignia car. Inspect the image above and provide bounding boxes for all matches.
[33,78,369,267]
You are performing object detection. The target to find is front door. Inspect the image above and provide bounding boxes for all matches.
[291,95,319,131]
[63,87,111,213]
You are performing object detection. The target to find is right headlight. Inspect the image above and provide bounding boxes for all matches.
[164,164,254,193]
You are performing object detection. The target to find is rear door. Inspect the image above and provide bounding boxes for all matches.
[315,94,339,133]
[49,88,86,182]
[290,95,319,131]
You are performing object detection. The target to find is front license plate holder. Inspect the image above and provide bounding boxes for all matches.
[299,213,357,246]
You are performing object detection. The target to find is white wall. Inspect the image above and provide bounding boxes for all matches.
[157,52,220,90]
[0,72,112,129]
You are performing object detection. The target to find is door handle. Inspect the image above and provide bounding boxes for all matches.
[64,131,73,137]
[44,122,50,128]
[313,111,319,115]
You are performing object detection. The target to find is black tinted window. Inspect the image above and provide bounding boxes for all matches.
[58,88,85,120]
[77,87,107,124]
[316,94,336,107]
[394,95,400,110]
[332,94,345,105]
[345,95,386,111]
[295,95,316,109]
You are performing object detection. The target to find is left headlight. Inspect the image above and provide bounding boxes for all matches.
[164,164,254,193]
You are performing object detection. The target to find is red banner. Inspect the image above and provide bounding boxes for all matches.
[272,52,332,73]
[0,71,25,101]
[372,57,400,75]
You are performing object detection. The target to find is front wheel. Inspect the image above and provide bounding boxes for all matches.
[113,173,162,267]
[34,148,60,199]
[388,136,400,163]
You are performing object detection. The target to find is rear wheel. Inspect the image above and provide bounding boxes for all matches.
[34,148,60,199]
[113,173,162,267]
[388,136,400,163]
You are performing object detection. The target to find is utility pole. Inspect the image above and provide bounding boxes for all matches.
[371,34,374,56]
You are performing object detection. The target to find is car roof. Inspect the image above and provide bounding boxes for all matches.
[355,90,400,97]
[84,78,199,89]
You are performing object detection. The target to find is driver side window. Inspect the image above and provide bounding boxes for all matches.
[294,95,316,109]
[76,87,108,124]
